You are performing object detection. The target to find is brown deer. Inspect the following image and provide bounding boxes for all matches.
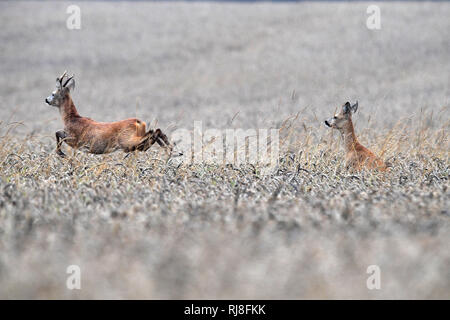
[45,71,172,158]
[324,101,387,171]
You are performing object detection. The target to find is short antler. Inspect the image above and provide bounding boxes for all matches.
[57,70,68,87]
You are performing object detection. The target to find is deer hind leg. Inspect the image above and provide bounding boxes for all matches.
[135,129,157,152]
[133,128,172,152]
[145,128,172,151]
[55,130,67,158]
[155,129,173,151]
[123,129,156,152]
[135,120,147,137]
[150,129,173,154]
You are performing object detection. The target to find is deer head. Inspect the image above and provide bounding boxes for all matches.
[324,101,358,130]
[45,71,75,107]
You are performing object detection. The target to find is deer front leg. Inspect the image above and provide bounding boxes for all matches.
[55,130,67,158]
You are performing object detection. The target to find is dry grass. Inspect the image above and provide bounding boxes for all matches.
[0,2,449,299]
[0,112,448,299]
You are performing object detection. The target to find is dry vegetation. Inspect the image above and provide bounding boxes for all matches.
[0,2,449,299]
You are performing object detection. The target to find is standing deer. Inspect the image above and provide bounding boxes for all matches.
[45,71,172,157]
[324,101,387,171]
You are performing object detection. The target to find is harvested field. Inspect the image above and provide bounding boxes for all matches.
[0,2,448,299]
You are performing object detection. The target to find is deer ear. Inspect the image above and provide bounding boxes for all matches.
[343,102,351,114]
[65,78,75,91]
[351,101,358,113]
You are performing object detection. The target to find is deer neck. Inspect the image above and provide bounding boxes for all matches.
[340,119,359,152]
[59,95,80,123]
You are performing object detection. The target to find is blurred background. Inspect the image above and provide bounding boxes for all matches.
[1,1,448,137]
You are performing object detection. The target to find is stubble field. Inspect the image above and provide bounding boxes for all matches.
[0,2,448,299]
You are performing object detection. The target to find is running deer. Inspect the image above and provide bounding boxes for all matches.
[324,101,387,171]
[45,71,172,157]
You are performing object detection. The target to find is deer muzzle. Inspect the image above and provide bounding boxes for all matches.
[45,95,53,105]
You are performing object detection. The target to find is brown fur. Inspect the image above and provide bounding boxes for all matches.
[325,101,387,172]
[47,72,171,157]
[341,120,387,171]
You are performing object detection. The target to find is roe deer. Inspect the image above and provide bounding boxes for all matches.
[324,101,387,171]
[45,71,172,158]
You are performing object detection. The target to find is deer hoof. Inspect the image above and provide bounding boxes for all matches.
[57,151,66,158]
